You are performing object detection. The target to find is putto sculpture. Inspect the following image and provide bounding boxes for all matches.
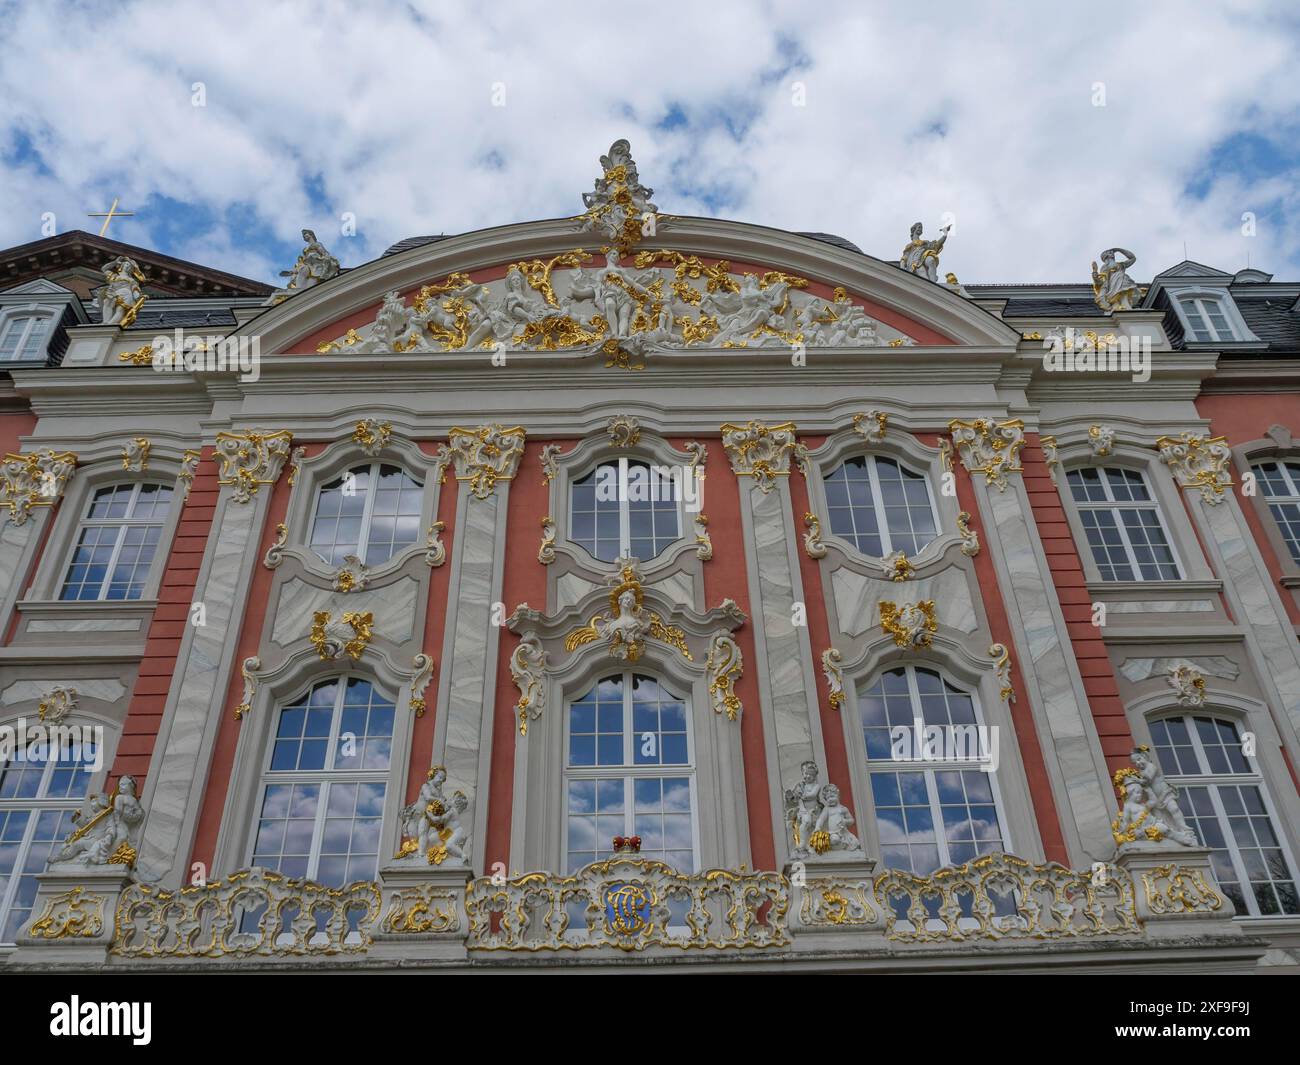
[1091,247,1140,312]
[52,776,143,867]
[784,761,861,858]
[1111,745,1198,847]
[395,765,472,866]
[899,221,951,282]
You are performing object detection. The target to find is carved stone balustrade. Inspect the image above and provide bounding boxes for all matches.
[873,852,1139,942]
[464,856,789,953]
[111,867,382,959]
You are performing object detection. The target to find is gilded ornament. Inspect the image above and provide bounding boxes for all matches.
[409,652,435,717]
[956,510,980,556]
[883,549,914,581]
[263,521,288,569]
[510,632,548,736]
[0,449,78,525]
[879,600,937,649]
[233,656,260,720]
[803,511,827,558]
[694,512,712,560]
[425,520,447,567]
[214,429,293,503]
[989,643,1015,702]
[28,886,106,940]
[118,342,154,365]
[440,424,526,500]
[37,685,78,724]
[352,418,392,456]
[720,420,809,493]
[1156,431,1232,504]
[538,516,557,564]
[852,409,889,444]
[177,448,201,501]
[120,436,150,472]
[705,631,743,721]
[821,648,845,711]
[948,418,1025,491]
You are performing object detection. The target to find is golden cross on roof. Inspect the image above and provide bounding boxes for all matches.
[87,197,135,237]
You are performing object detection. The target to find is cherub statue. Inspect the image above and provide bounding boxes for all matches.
[1091,247,1139,312]
[356,291,429,353]
[1132,746,1198,846]
[900,222,950,282]
[705,274,791,346]
[397,765,447,858]
[784,760,823,858]
[427,791,471,866]
[99,255,147,327]
[813,783,860,853]
[53,775,144,866]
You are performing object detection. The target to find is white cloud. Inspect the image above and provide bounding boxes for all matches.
[2,0,1297,283]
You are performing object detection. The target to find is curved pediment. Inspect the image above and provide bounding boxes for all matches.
[241,140,1018,360]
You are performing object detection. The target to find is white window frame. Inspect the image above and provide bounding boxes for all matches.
[859,664,1012,872]
[59,481,175,602]
[1067,466,1183,581]
[561,671,699,874]
[569,457,684,563]
[307,460,424,568]
[246,676,394,883]
[1177,295,1238,342]
[0,312,54,362]
[824,453,941,558]
[1151,713,1300,919]
[0,744,98,944]
[1252,458,1300,566]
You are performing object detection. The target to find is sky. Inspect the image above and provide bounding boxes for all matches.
[1,0,1297,286]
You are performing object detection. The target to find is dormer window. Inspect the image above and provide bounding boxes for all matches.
[1178,296,1237,342]
[0,313,52,362]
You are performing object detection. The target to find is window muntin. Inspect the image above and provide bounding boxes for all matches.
[1178,296,1237,342]
[569,459,682,563]
[59,482,174,601]
[0,314,52,362]
[564,673,695,873]
[0,740,98,943]
[1149,715,1299,917]
[308,462,423,568]
[858,665,1007,875]
[824,456,938,558]
[1253,460,1300,565]
[250,677,394,886]
[1066,466,1180,581]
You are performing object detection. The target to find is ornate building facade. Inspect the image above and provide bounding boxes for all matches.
[1,142,1298,971]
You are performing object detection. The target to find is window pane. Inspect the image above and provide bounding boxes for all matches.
[825,457,883,556]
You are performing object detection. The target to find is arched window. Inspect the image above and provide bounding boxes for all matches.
[564,672,695,872]
[0,736,99,943]
[1252,460,1300,565]
[0,313,52,362]
[1178,296,1238,342]
[60,481,174,601]
[308,462,423,567]
[249,676,395,885]
[1066,466,1180,581]
[824,456,938,557]
[570,459,682,562]
[858,665,1007,873]
[1149,715,1299,916]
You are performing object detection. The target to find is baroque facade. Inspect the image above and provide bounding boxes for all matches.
[1,141,1298,972]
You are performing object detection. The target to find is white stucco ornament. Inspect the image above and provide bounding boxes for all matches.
[1155,431,1233,504]
[720,419,809,493]
[1091,247,1139,312]
[0,448,77,526]
[578,138,659,253]
[510,631,548,736]
[99,255,146,327]
[1088,423,1116,459]
[949,417,1025,491]
[437,424,526,500]
[1166,662,1207,707]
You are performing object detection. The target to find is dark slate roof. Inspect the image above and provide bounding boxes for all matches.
[999,297,1106,317]
[795,232,863,255]
[1153,289,1186,348]
[382,235,455,258]
[1235,296,1300,351]
[84,307,239,327]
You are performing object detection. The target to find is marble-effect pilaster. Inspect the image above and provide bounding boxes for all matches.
[134,495,261,886]
[982,481,1115,860]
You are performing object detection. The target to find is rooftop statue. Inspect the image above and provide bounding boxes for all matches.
[1091,247,1139,312]
[900,221,951,282]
